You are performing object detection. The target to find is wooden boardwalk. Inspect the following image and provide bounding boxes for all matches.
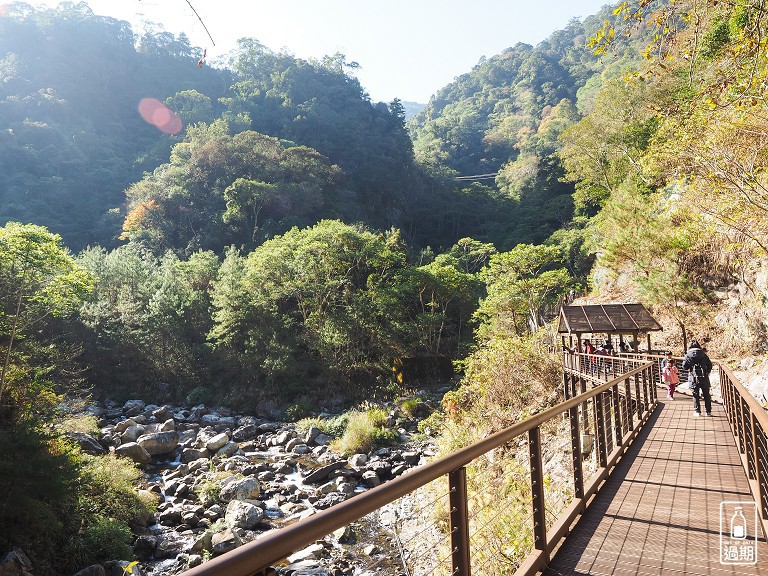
[541,395,768,575]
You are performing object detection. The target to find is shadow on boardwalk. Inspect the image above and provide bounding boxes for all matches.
[542,396,768,576]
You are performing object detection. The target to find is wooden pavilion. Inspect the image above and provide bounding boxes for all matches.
[557,303,663,353]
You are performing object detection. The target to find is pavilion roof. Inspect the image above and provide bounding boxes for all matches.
[557,303,663,335]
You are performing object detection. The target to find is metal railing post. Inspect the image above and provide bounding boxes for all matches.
[449,467,471,576]
[624,378,633,432]
[634,373,643,419]
[529,427,548,557]
[737,397,747,454]
[751,412,766,519]
[612,383,623,447]
[642,367,650,408]
[569,405,584,499]
[594,392,608,468]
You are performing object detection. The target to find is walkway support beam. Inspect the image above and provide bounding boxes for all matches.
[449,467,471,576]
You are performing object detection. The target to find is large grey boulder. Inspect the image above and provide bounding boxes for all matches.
[154,533,186,559]
[224,499,264,529]
[133,535,157,560]
[120,424,146,443]
[303,461,344,484]
[216,441,239,458]
[348,454,368,468]
[205,432,230,451]
[0,549,33,576]
[181,447,209,463]
[219,476,260,501]
[122,399,145,416]
[211,528,242,555]
[232,424,259,441]
[115,442,152,464]
[137,431,179,455]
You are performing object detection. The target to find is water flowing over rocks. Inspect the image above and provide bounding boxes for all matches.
[64,397,437,576]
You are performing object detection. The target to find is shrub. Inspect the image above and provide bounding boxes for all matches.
[78,453,155,527]
[186,386,213,406]
[74,517,133,563]
[284,398,312,421]
[399,397,430,419]
[295,413,349,438]
[194,471,233,507]
[58,414,100,435]
[0,423,80,573]
[332,407,398,455]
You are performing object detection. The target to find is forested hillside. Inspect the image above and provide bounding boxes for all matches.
[3,0,768,573]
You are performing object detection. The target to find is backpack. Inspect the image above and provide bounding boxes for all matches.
[692,363,708,385]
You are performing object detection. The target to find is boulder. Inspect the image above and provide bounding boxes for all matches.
[402,451,421,465]
[189,531,213,553]
[0,549,33,576]
[122,399,145,416]
[315,493,346,509]
[303,461,344,484]
[71,565,105,576]
[211,528,242,555]
[115,442,152,464]
[133,534,157,560]
[216,441,239,458]
[120,424,146,443]
[113,419,137,434]
[201,414,237,428]
[154,533,186,559]
[232,424,259,441]
[137,431,179,455]
[362,470,381,488]
[66,432,106,456]
[224,499,264,529]
[205,432,230,451]
[348,454,368,468]
[304,427,322,443]
[220,477,260,501]
[274,430,295,445]
[287,543,325,564]
[159,418,175,432]
[181,447,209,463]
[313,433,332,446]
[158,506,182,526]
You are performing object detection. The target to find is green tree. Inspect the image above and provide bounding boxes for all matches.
[0,223,93,421]
[209,221,415,399]
[476,243,571,337]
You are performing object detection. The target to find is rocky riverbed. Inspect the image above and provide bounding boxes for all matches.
[60,398,438,576]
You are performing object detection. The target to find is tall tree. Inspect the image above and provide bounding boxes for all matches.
[0,222,93,422]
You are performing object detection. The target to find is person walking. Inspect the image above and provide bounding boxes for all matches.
[661,351,679,400]
[682,340,713,416]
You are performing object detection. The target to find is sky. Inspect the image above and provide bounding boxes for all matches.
[30,0,611,103]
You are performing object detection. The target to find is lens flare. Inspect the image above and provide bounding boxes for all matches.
[138,98,183,135]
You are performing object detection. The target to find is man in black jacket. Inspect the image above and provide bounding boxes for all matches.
[682,340,713,416]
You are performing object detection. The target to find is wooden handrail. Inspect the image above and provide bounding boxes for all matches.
[181,359,657,576]
[718,361,768,540]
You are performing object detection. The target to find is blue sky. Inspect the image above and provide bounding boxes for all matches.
[31,1,611,103]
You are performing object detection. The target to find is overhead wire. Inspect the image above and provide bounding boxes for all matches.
[183,0,215,46]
